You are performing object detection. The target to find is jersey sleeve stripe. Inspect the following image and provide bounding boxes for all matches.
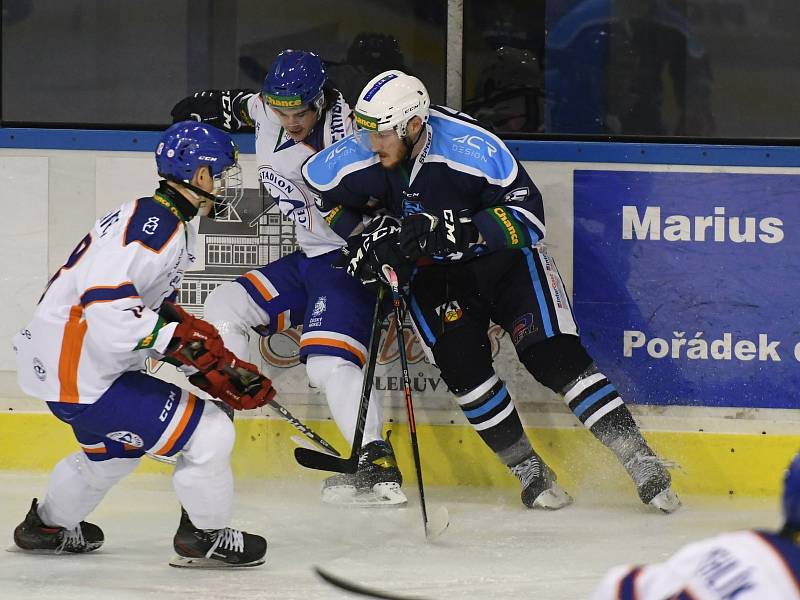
[616,566,642,600]
[506,205,546,241]
[58,305,88,403]
[299,332,367,366]
[79,282,140,308]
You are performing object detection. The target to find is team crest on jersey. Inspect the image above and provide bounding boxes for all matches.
[32,357,47,381]
[107,431,144,448]
[312,296,327,317]
[259,167,311,229]
[435,301,463,323]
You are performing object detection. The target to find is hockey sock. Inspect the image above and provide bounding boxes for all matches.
[561,364,648,461]
[306,354,384,446]
[38,452,139,529]
[456,374,533,466]
[174,401,235,530]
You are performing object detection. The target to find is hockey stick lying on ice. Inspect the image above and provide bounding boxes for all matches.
[315,567,431,600]
[294,286,385,473]
[382,266,449,540]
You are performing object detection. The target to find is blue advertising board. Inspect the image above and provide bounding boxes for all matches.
[573,170,800,408]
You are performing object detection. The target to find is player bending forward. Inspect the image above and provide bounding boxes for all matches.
[171,49,405,506]
[592,452,800,599]
[11,122,274,567]
[303,70,680,513]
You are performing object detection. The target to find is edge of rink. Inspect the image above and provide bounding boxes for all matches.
[1,413,797,499]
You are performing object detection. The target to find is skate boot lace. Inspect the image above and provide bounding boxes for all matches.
[56,526,85,554]
[205,527,244,558]
[510,455,544,490]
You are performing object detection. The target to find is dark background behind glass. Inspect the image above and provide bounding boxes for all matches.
[1,0,446,127]
[3,0,799,140]
[463,0,800,139]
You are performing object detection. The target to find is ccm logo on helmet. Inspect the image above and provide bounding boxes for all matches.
[198,155,218,161]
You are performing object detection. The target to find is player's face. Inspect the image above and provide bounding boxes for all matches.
[270,105,318,141]
[367,129,408,169]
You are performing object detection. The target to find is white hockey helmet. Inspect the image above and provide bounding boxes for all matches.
[353,70,430,139]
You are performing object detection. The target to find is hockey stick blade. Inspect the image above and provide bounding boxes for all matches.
[314,567,431,600]
[425,505,450,540]
[294,446,358,473]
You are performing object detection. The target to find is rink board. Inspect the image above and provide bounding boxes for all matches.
[1,133,799,496]
[0,412,797,499]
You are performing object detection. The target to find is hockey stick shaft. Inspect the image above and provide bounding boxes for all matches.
[383,267,430,535]
[268,399,340,456]
[294,286,385,473]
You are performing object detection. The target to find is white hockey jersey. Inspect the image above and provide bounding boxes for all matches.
[591,530,800,599]
[12,192,196,404]
[246,91,352,257]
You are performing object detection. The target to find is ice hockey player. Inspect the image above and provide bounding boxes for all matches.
[592,451,800,598]
[11,122,273,567]
[302,70,681,513]
[170,50,405,506]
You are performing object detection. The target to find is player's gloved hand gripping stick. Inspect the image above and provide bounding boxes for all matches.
[159,302,340,455]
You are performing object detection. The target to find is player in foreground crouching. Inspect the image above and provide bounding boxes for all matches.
[171,50,405,506]
[303,70,680,513]
[592,452,800,599]
[11,122,274,567]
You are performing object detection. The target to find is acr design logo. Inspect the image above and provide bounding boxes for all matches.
[452,134,498,157]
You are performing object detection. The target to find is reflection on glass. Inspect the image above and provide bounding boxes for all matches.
[545,0,715,136]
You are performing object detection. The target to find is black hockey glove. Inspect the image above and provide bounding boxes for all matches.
[334,215,413,289]
[399,209,480,260]
[170,89,255,132]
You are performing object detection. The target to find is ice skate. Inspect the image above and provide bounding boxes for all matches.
[170,507,267,568]
[12,498,103,554]
[511,454,573,510]
[624,450,681,513]
[322,436,407,507]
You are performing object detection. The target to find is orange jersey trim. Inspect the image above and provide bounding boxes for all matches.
[58,305,88,403]
[299,337,366,365]
[152,394,197,456]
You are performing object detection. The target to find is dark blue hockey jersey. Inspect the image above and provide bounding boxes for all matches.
[301,106,546,260]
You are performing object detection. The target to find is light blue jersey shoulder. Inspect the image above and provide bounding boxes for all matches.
[302,135,379,192]
[427,108,518,187]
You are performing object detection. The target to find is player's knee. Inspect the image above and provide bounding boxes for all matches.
[203,282,248,333]
[306,354,361,392]
[74,452,139,489]
[181,401,235,466]
[431,329,494,394]
[519,334,593,392]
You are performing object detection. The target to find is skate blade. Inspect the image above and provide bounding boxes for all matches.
[169,555,265,569]
[322,482,408,507]
[649,488,681,514]
[6,544,101,555]
[425,505,449,540]
[533,483,574,510]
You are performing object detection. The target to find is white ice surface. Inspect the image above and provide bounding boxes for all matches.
[0,472,780,600]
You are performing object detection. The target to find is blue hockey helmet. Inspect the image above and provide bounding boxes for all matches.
[784,451,800,528]
[262,49,326,113]
[155,121,242,218]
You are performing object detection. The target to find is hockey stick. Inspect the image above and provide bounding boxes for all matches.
[294,286,386,473]
[314,567,431,600]
[382,267,449,540]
